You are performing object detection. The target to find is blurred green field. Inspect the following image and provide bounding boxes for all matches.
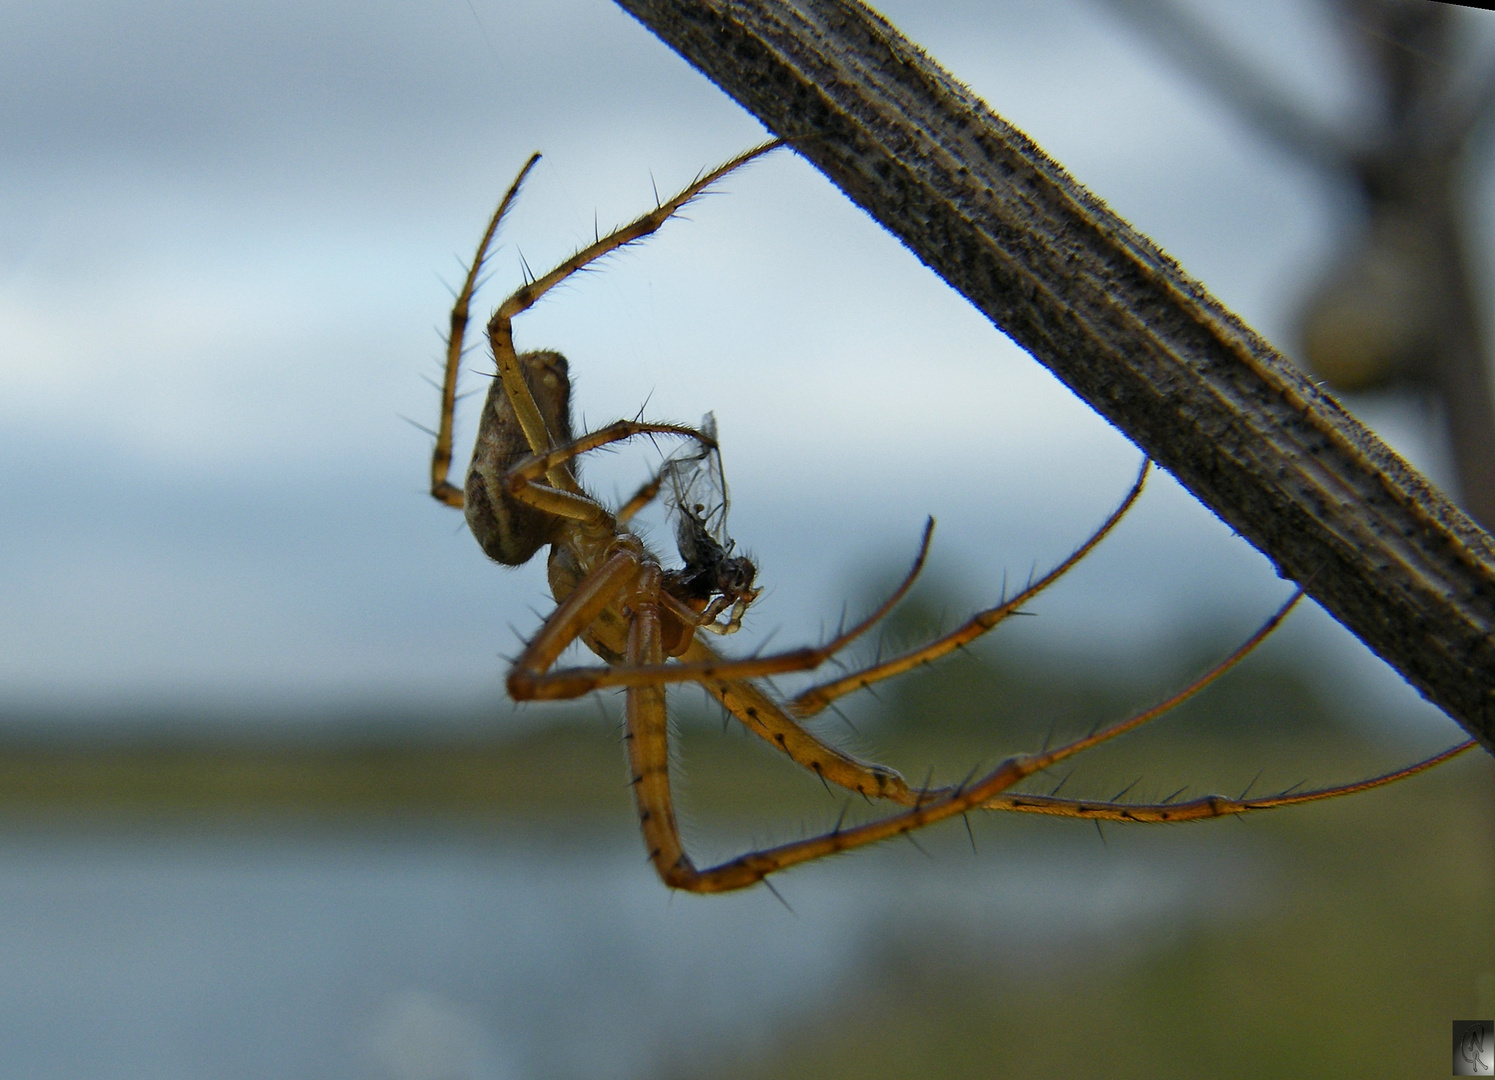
[670,749,1491,1080]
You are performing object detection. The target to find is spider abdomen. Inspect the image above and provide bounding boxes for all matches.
[465,349,574,565]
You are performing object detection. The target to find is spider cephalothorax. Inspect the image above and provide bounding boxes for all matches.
[425,142,1472,894]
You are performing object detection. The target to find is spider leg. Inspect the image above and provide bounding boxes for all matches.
[506,549,644,702]
[624,566,697,887]
[981,739,1476,821]
[632,591,1423,894]
[681,637,913,802]
[637,690,1194,892]
[695,587,1303,813]
[619,561,935,892]
[505,419,715,488]
[951,592,1478,819]
[646,734,1478,895]
[488,418,716,543]
[486,141,782,484]
[791,458,1150,717]
[616,459,674,524]
[431,153,542,508]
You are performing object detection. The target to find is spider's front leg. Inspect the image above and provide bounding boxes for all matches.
[483,140,780,473]
[429,140,782,516]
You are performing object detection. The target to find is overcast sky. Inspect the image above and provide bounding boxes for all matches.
[2,0,1491,735]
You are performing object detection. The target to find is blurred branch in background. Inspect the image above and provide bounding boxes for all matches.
[1097,0,1495,528]
[613,0,1495,755]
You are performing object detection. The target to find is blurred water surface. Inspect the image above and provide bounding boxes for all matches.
[0,818,1270,1080]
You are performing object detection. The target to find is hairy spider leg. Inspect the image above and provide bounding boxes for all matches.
[431,140,782,506]
[680,638,912,800]
[981,740,1474,822]
[636,710,1474,894]
[791,457,1151,717]
[960,590,1478,820]
[616,420,717,524]
[487,141,782,486]
[616,464,671,525]
[432,152,542,508]
[497,418,718,527]
[625,589,1475,893]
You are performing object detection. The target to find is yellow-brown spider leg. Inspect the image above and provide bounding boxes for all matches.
[982,739,1477,821]
[431,153,543,509]
[955,587,1473,818]
[681,639,913,801]
[487,140,783,489]
[504,519,936,699]
[695,588,1303,813]
[634,592,1464,893]
[642,724,1476,895]
[504,420,715,491]
[488,419,716,551]
[506,548,646,701]
[792,457,1151,717]
[931,589,1467,821]
[620,561,914,891]
[616,463,671,525]
[624,565,701,888]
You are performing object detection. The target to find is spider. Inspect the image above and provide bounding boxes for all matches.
[426,141,1474,895]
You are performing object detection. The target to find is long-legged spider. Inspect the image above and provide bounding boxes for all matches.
[427,141,1475,895]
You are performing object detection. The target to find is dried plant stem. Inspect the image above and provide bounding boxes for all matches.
[613,0,1495,755]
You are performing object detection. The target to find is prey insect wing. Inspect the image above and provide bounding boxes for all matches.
[659,414,761,632]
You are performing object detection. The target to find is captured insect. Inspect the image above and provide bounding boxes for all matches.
[425,140,1475,895]
[657,413,760,634]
